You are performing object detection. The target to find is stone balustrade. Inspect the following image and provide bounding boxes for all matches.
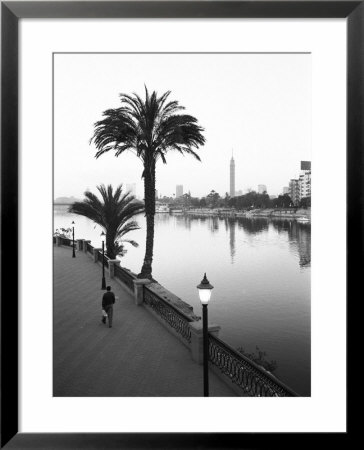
[189,321,221,364]
[108,259,121,278]
[92,248,102,263]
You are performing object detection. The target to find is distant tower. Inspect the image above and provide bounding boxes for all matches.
[230,152,235,198]
[258,184,267,194]
[176,185,183,198]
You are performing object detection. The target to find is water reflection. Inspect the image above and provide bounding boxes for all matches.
[165,213,311,268]
[155,213,172,224]
[177,215,311,268]
[210,216,219,233]
[173,214,192,230]
[236,217,269,235]
[58,207,311,270]
[272,220,311,267]
[228,219,236,263]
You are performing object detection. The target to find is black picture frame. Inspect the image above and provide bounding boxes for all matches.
[1,1,359,448]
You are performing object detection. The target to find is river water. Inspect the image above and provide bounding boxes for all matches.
[54,206,311,396]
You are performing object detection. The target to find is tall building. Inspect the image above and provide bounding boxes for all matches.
[230,156,235,197]
[258,184,267,194]
[301,161,311,171]
[126,183,136,198]
[299,161,311,200]
[289,179,300,206]
[287,161,311,206]
[176,185,183,198]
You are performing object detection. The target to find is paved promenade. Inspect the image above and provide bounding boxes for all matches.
[54,246,235,396]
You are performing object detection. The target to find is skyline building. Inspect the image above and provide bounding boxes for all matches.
[287,161,311,206]
[299,161,311,200]
[176,184,183,198]
[289,179,300,205]
[258,184,267,194]
[301,161,311,171]
[230,155,235,197]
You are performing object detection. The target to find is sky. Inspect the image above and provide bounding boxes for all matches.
[54,53,311,199]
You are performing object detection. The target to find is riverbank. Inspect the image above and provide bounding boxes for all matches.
[183,207,311,220]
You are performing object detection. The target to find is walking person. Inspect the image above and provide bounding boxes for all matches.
[102,286,115,328]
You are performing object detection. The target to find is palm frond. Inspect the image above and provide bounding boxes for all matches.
[91,87,205,166]
[120,239,139,248]
[70,185,143,259]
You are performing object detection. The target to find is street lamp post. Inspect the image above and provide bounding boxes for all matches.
[71,221,76,258]
[197,273,214,397]
[101,231,106,290]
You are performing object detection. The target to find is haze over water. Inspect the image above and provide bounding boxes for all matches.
[55,206,311,396]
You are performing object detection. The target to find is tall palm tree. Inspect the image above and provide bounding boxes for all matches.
[69,184,144,259]
[90,87,206,279]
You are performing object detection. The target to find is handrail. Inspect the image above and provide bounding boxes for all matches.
[114,264,135,291]
[144,285,195,324]
[97,250,109,268]
[209,334,298,397]
[143,285,194,343]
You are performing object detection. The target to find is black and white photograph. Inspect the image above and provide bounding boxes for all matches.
[53,52,311,398]
[2,0,357,444]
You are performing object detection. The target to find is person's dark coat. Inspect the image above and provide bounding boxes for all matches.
[102,291,115,308]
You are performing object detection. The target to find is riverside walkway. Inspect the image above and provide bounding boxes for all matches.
[54,245,235,396]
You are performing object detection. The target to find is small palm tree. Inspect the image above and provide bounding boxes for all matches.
[90,87,205,279]
[69,184,144,259]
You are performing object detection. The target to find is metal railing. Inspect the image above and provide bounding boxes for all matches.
[208,334,297,397]
[86,242,93,254]
[97,250,109,268]
[143,285,193,344]
[114,264,135,292]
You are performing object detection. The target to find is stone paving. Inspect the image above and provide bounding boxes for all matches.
[53,245,235,396]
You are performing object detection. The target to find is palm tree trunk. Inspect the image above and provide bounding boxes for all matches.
[138,160,156,279]
[106,234,116,259]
